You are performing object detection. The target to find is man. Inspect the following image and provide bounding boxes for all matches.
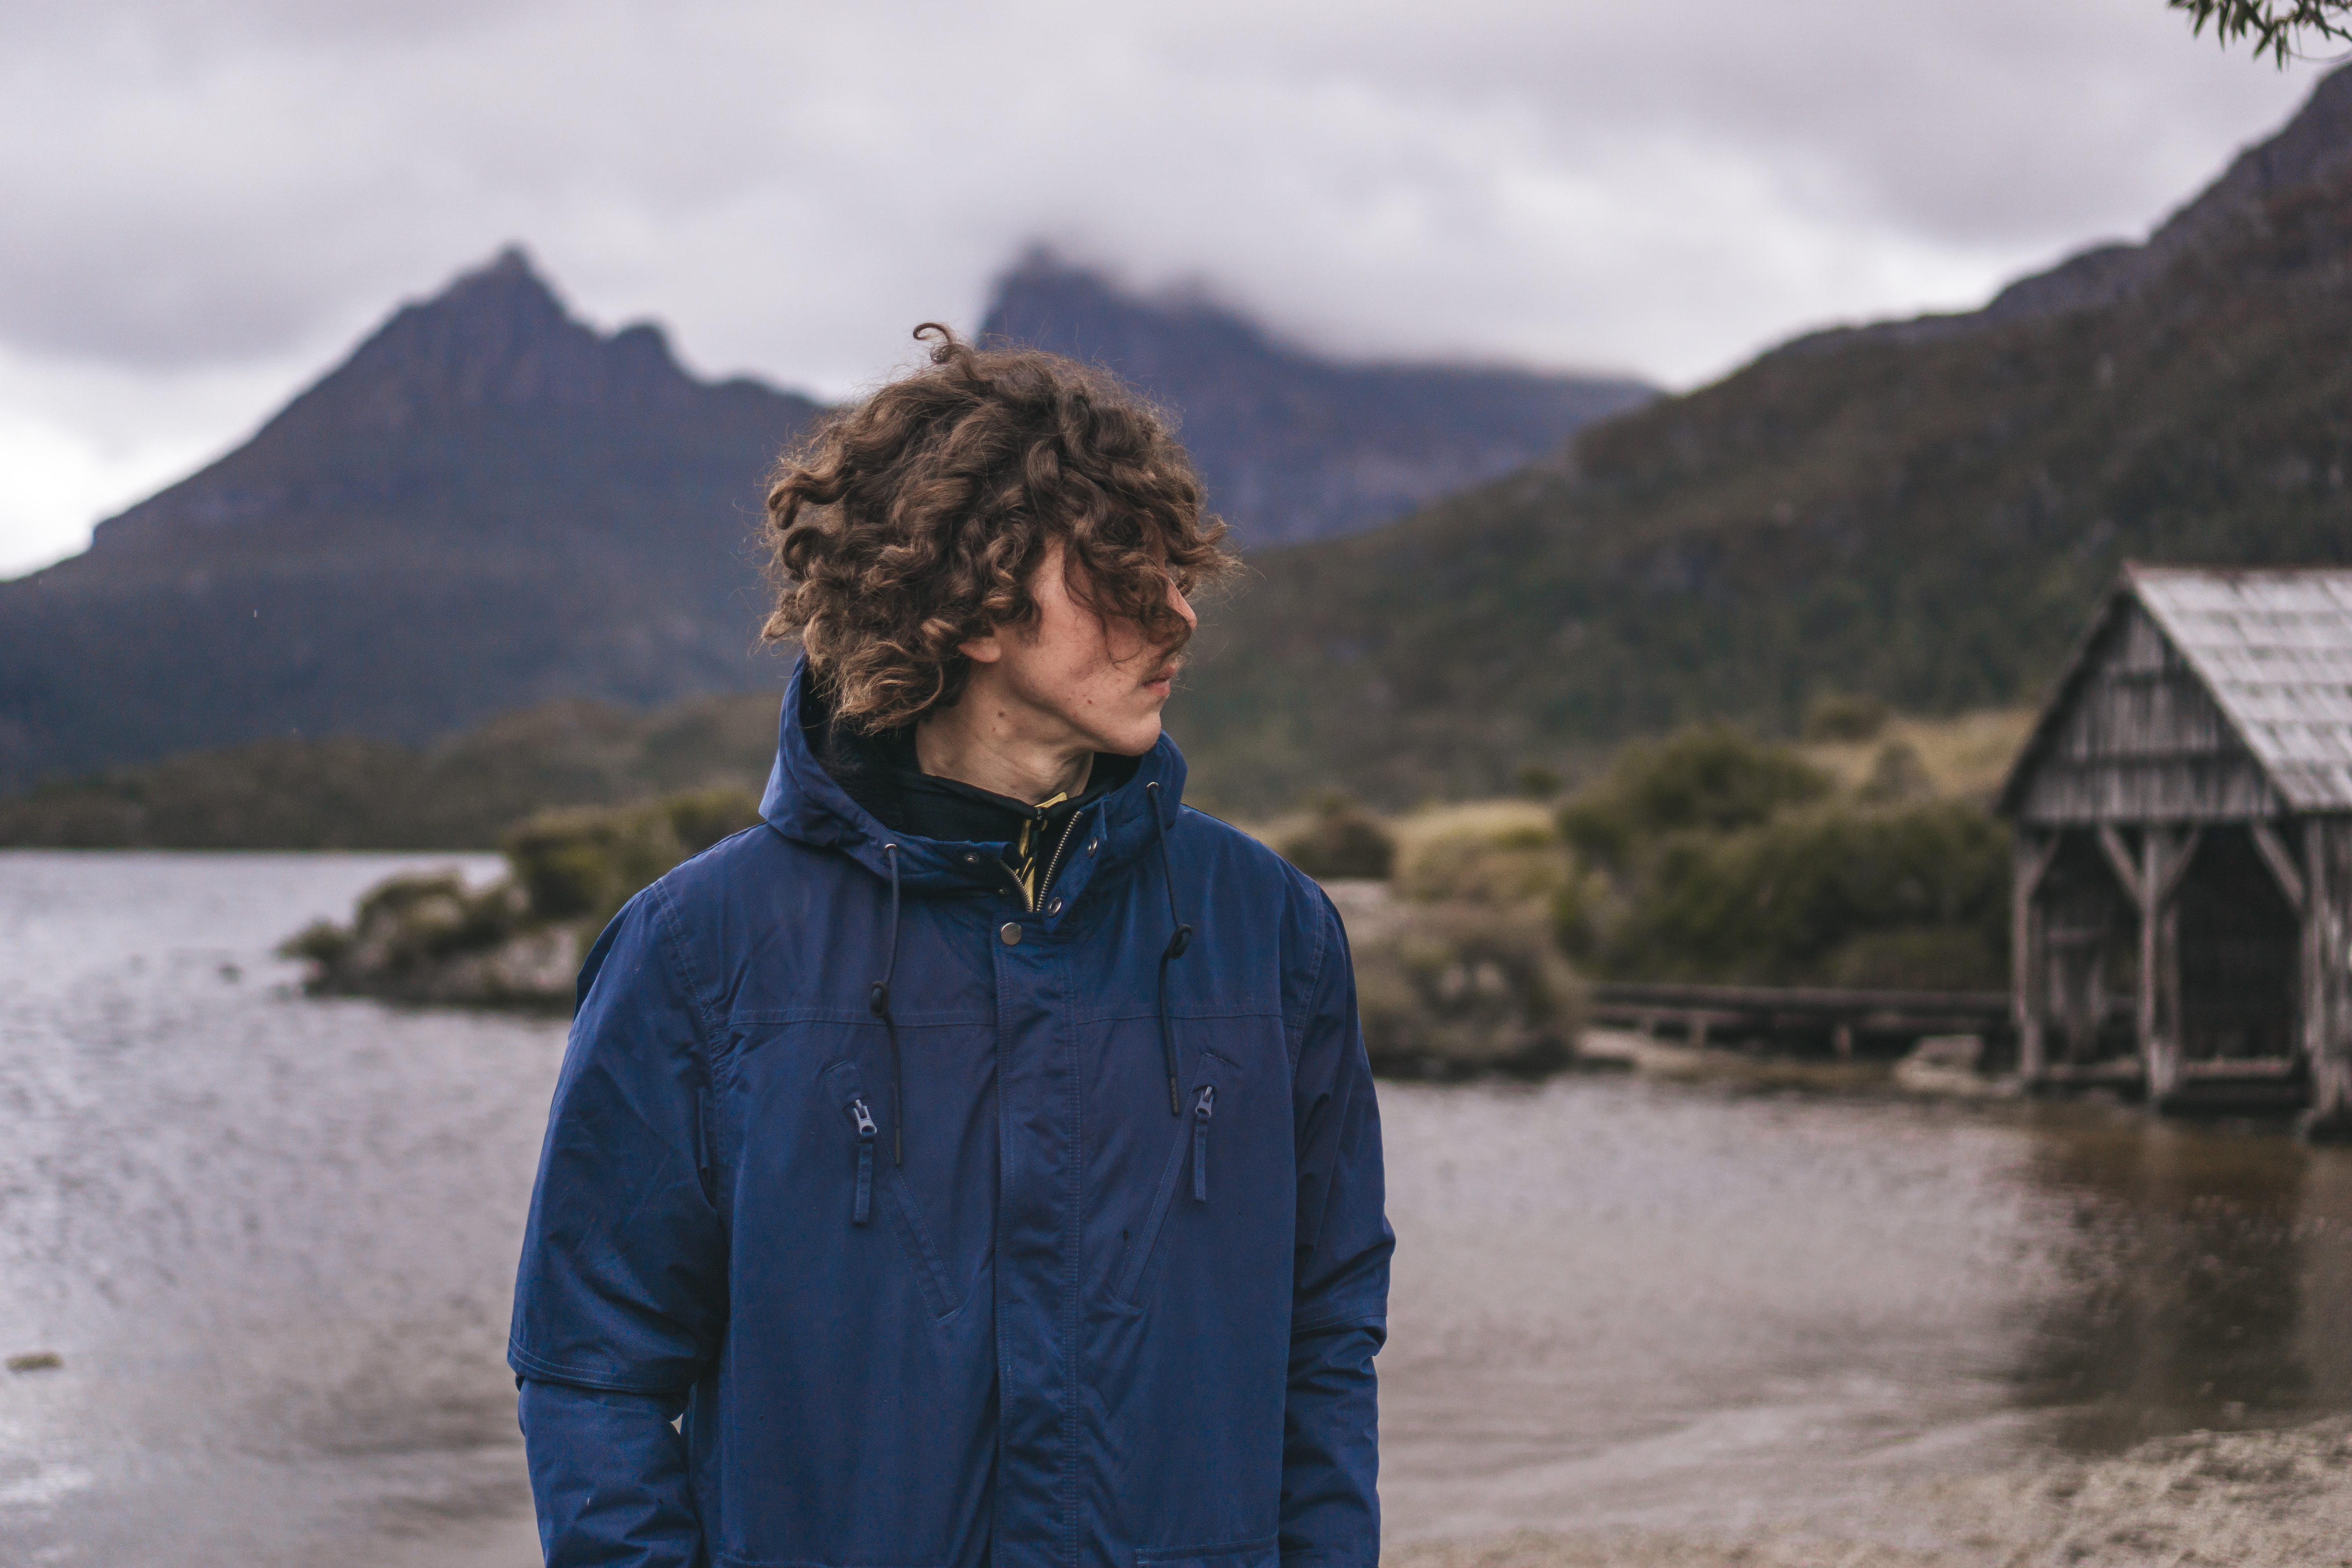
[509,326,1392,1568]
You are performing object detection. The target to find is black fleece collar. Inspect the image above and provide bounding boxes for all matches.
[809,696,1136,851]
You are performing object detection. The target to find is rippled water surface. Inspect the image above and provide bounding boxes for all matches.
[7,852,2352,1564]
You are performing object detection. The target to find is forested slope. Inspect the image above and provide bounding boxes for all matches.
[1171,66,2352,812]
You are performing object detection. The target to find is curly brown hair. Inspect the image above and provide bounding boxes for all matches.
[762,324,1238,733]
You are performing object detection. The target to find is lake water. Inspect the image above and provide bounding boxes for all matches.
[6,852,2352,1566]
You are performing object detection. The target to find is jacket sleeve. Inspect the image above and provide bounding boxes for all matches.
[1281,893,1393,1568]
[508,886,729,1566]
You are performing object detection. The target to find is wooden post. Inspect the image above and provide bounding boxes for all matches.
[2141,831,2172,1102]
[2014,829,2060,1085]
[2140,827,2199,1108]
[2307,821,2352,1141]
[2098,824,2189,1104]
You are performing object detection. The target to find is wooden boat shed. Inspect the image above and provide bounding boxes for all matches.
[1997,566,2352,1132]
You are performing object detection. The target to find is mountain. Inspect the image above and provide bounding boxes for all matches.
[0,249,823,790]
[0,247,1656,791]
[979,253,1654,545]
[1168,65,2352,814]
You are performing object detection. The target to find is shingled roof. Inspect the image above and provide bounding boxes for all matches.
[2001,565,2352,816]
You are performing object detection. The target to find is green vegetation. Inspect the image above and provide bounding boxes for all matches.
[2172,0,2352,65]
[506,789,761,930]
[1801,692,1890,744]
[1168,81,2352,814]
[1558,728,2010,990]
[1275,798,1398,880]
[1343,814,1583,1079]
[283,787,760,1007]
[0,692,778,849]
[1557,726,1833,874]
[1265,715,2015,1061]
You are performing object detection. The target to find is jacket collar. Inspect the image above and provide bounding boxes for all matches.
[759,657,1187,903]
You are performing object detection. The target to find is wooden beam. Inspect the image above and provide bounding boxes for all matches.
[2155,827,2203,909]
[2098,825,2146,910]
[2252,820,2307,913]
[2018,830,2064,903]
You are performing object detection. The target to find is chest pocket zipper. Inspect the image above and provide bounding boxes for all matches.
[1115,1064,1228,1306]
[827,1063,962,1320]
[849,1098,877,1226]
[1192,1085,1215,1203]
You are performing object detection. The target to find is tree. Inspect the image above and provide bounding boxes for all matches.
[2172,0,2352,65]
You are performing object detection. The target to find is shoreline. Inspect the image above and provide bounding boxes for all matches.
[1388,1416,2352,1568]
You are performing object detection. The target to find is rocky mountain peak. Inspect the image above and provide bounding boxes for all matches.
[260,245,698,442]
[984,247,1277,375]
[977,248,1653,545]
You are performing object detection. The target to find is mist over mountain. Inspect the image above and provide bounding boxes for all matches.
[981,253,1654,545]
[1169,64,2352,811]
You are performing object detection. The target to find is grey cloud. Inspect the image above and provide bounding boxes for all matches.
[0,0,2326,397]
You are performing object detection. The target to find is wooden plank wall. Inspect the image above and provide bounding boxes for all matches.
[2016,603,2281,825]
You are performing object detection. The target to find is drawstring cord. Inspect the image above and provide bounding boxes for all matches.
[1145,782,1191,1115]
[869,842,906,1167]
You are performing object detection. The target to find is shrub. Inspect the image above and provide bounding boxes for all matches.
[1396,823,1571,906]
[505,788,760,928]
[1803,692,1891,742]
[1353,815,1589,1075]
[1557,725,1832,872]
[1279,800,1397,880]
[1353,900,1583,1078]
[1856,740,1933,804]
[1515,763,1564,799]
[666,787,764,856]
[1598,798,2010,987]
[284,787,762,1009]
[280,871,530,987]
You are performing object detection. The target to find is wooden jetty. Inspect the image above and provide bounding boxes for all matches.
[1589,981,2012,1059]
[1997,566,2352,1131]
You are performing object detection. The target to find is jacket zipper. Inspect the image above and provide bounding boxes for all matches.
[849,1097,877,1226]
[1025,811,1081,913]
[1191,1084,1215,1203]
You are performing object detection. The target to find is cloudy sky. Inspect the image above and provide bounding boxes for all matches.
[0,0,2330,576]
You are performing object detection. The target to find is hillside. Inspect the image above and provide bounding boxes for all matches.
[1168,65,2352,813]
[0,249,1654,791]
[0,249,822,790]
[980,251,1654,545]
[0,690,780,849]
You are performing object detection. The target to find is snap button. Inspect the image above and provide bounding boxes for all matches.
[1046,898,1064,916]
[999,922,1022,947]
[964,853,980,864]
[1086,839,1099,856]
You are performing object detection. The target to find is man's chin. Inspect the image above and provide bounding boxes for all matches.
[1095,714,1164,759]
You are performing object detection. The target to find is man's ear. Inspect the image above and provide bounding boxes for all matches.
[959,627,1005,665]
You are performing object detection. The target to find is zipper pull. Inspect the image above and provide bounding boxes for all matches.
[1192,1085,1214,1203]
[850,1098,876,1226]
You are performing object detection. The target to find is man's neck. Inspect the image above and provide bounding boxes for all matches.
[914,696,1094,806]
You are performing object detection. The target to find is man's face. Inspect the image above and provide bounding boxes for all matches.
[964,539,1198,758]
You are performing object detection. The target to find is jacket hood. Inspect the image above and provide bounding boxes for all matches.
[758,657,1188,902]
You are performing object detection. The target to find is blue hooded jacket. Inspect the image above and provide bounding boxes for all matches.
[509,663,1392,1568]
